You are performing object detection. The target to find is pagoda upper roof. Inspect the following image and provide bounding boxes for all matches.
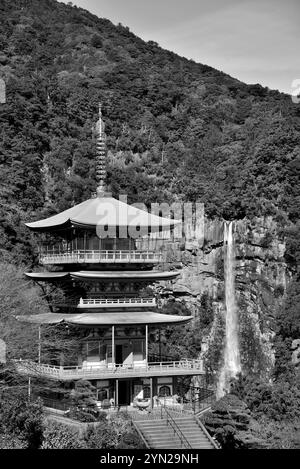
[25,270,180,281]
[26,196,180,232]
[16,311,192,326]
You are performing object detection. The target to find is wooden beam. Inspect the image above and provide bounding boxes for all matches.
[115,379,119,408]
[150,377,153,410]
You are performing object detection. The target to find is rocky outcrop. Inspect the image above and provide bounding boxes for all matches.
[161,215,291,380]
[291,339,300,366]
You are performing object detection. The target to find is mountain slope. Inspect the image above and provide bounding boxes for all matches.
[0,0,299,263]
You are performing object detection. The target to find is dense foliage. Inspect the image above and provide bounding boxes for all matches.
[0,0,299,265]
[0,391,44,448]
[0,0,299,450]
[0,389,144,449]
[41,421,86,449]
[83,413,146,449]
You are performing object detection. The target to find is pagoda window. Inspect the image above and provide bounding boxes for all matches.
[106,344,113,364]
[99,344,106,361]
[133,340,144,361]
[143,386,151,399]
[88,236,101,250]
[97,388,109,401]
[102,238,115,250]
[158,385,171,397]
[116,238,135,250]
[86,341,100,360]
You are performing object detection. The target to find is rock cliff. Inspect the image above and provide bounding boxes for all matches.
[161,215,290,380]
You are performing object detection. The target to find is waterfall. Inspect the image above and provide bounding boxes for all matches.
[217,221,241,399]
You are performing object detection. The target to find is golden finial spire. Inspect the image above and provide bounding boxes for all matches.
[95,103,106,197]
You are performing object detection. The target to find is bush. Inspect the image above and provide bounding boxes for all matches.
[0,434,27,449]
[231,374,300,421]
[250,417,300,449]
[0,393,44,448]
[83,413,145,449]
[84,421,119,449]
[41,421,86,449]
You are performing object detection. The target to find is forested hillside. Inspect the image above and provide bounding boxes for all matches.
[0,0,299,449]
[0,0,299,265]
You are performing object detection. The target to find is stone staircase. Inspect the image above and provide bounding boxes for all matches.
[134,415,217,449]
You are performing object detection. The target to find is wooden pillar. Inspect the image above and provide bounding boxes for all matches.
[145,325,148,366]
[115,379,119,408]
[112,326,115,366]
[38,325,41,364]
[150,377,153,410]
[159,328,162,361]
[84,231,87,251]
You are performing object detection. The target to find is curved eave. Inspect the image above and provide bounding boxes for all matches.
[71,270,180,281]
[16,312,192,326]
[24,270,180,282]
[25,272,70,281]
[25,220,71,232]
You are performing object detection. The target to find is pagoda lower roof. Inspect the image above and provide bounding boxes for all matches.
[25,271,180,281]
[25,196,180,232]
[16,311,192,326]
[25,272,70,280]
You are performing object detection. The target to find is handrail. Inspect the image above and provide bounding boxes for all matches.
[14,358,204,376]
[130,419,150,449]
[160,403,192,449]
[194,414,219,449]
[79,297,156,306]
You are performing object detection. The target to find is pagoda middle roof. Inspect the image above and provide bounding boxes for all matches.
[25,196,180,232]
[25,270,180,281]
[16,311,192,326]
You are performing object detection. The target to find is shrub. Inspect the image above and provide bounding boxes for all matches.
[41,421,86,449]
[231,374,300,421]
[0,393,44,448]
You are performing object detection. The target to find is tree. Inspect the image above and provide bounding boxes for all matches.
[69,380,98,422]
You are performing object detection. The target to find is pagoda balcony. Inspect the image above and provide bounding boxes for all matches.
[14,358,204,381]
[39,249,161,265]
[78,297,156,308]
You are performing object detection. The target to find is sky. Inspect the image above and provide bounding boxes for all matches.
[61,0,299,94]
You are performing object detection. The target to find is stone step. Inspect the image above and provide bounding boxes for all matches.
[134,415,216,449]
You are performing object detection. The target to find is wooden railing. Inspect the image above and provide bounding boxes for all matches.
[39,249,161,264]
[14,359,204,379]
[78,297,156,308]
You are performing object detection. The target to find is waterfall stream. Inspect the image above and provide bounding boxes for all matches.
[217,221,241,399]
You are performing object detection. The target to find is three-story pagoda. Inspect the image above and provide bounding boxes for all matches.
[17,107,204,410]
